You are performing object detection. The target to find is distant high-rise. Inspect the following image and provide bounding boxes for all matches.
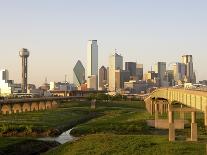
[87,40,98,90]
[182,55,194,83]
[109,52,123,91]
[115,70,130,89]
[19,48,29,93]
[73,60,85,87]
[136,64,143,81]
[125,62,136,80]
[99,66,107,90]
[87,40,98,77]
[173,62,186,82]
[125,62,136,76]
[87,75,97,90]
[155,62,168,87]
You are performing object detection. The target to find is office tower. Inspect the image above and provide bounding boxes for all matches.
[173,62,186,82]
[155,62,168,87]
[115,70,130,89]
[182,55,195,83]
[19,48,30,93]
[109,52,123,91]
[166,70,174,86]
[87,40,98,90]
[99,66,107,90]
[87,75,97,90]
[136,64,143,81]
[87,40,98,77]
[107,67,109,84]
[125,62,136,79]
[73,60,85,87]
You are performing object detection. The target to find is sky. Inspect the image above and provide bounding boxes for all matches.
[0,0,207,86]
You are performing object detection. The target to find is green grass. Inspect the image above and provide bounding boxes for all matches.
[71,101,154,136]
[1,100,207,155]
[44,134,205,155]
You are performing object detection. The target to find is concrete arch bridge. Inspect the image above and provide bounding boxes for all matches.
[144,88,207,141]
[0,96,87,115]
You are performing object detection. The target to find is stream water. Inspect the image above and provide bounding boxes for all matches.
[38,128,77,144]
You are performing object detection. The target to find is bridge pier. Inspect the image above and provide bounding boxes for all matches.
[204,106,207,127]
[155,103,159,128]
[191,111,197,141]
[168,105,175,141]
[91,99,96,110]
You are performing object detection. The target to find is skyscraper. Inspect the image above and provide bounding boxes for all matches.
[125,62,136,80]
[99,66,107,90]
[73,60,85,87]
[136,64,143,81]
[115,70,130,89]
[109,52,123,91]
[87,40,98,77]
[19,48,29,93]
[173,62,186,82]
[87,40,98,90]
[182,55,195,83]
[155,62,168,87]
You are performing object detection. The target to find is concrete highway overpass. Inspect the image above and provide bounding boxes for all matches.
[145,88,207,141]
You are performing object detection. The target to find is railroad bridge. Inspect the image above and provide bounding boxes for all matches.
[145,88,207,141]
[0,96,86,115]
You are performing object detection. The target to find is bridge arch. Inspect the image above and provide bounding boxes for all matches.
[39,102,46,110]
[31,102,39,111]
[1,104,12,114]
[52,101,58,108]
[46,101,52,109]
[22,103,31,112]
[12,103,22,113]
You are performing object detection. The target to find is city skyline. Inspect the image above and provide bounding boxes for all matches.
[0,0,206,85]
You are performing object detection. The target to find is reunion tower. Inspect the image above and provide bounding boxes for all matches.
[19,48,30,93]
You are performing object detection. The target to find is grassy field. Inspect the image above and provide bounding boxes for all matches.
[0,100,206,155]
[45,101,206,155]
[71,101,154,136]
[44,134,205,155]
[0,101,96,136]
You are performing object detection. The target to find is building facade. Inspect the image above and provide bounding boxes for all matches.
[73,60,85,87]
[155,62,168,87]
[125,62,136,80]
[87,40,98,77]
[109,52,123,91]
[136,64,143,81]
[182,55,195,83]
[87,75,97,90]
[99,66,107,90]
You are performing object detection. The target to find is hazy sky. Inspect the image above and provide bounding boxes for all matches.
[0,0,207,86]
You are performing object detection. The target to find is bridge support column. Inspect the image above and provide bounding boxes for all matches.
[91,99,96,110]
[191,111,197,141]
[168,105,175,142]
[204,106,207,127]
[150,101,154,115]
[160,103,164,115]
[155,103,159,128]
